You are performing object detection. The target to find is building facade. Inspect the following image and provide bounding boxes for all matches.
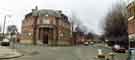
[128,1,135,38]
[21,7,72,46]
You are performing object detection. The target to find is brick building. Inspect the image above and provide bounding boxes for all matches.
[21,7,72,45]
[72,26,93,45]
[128,1,135,38]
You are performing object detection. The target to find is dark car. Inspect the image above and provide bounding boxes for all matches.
[112,45,126,53]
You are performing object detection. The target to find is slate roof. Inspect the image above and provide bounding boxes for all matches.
[25,9,61,17]
[25,9,70,24]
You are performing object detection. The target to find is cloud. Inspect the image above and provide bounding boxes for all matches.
[0,0,119,34]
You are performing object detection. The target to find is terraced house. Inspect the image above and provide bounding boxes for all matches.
[21,6,72,46]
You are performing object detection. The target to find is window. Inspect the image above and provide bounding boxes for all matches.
[59,20,62,25]
[43,18,50,24]
[41,17,50,24]
[53,20,56,24]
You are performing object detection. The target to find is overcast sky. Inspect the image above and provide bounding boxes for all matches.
[0,0,129,35]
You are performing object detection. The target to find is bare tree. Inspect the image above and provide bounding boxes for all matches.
[70,11,83,31]
[104,3,128,47]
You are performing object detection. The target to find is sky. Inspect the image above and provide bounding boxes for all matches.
[0,0,129,35]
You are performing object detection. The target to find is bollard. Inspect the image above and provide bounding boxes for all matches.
[109,52,115,60]
[98,49,103,55]
[105,55,110,60]
[97,49,106,60]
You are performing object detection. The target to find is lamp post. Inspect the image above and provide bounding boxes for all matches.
[32,6,38,45]
[2,15,11,39]
[11,31,16,49]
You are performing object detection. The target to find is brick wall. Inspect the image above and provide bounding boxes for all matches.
[21,13,72,45]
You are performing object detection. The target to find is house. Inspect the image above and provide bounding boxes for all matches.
[21,6,72,46]
[128,1,135,38]
[128,1,135,48]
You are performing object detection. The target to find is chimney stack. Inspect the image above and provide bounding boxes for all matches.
[32,6,38,12]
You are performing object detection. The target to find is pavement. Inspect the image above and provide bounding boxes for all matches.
[3,44,127,60]
[0,46,23,59]
[93,43,128,60]
[0,43,128,60]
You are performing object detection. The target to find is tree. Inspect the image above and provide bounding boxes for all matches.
[87,32,95,40]
[75,26,84,35]
[99,34,105,41]
[104,3,128,47]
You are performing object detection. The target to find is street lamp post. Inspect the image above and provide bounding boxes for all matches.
[71,19,75,45]
[32,6,38,45]
[11,31,16,49]
[2,15,11,39]
[2,16,7,39]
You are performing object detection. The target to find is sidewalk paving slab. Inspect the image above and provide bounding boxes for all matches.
[0,46,23,59]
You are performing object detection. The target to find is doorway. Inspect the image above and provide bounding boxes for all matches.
[39,28,53,44]
[43,32,48,44]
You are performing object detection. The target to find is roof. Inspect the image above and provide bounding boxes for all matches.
[61,14,70,24]
[25,9,61,17]
[127,1,135,9]
[25,9,70,24]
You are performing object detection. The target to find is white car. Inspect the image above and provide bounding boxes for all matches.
[1,38,10,46]
[112,44,126,53]
[90,42,94,45]
[114,44,120,49]
[3,38,10,42]
[84,41,89,46]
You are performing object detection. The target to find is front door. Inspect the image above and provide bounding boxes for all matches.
[43,32,48,44]
[39,28,53,44]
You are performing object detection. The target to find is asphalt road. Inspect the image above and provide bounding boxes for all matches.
[4,44,128,60]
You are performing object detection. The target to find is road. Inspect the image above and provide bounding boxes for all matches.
[4,43,128,60]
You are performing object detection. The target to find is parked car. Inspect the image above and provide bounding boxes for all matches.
[90,41,94,45]
[1,38,10,46]
[112,44,126,53]
[128,48,135,60]
[83,41,89,46]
